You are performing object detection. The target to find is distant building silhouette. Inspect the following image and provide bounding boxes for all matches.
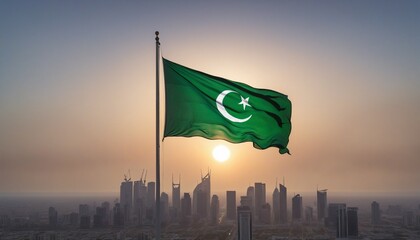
[403,211,415,227]
[226,191,237,220]
[317,189,327,221]
[193,171,210,220]
[93,207,106,228]
[327,203,346,229]
[237,206,252,240]
[371,201,381,225]
[79,204,90,229]
[336,204,347,238]
[292,194,302,221]
[113,203,124,227]
[160,192,169,225]
[210,194,219,225]
[172,176,181,220]
[272,186,280,224]
[347,207,359,237]
[240,196,252,208]
[254,182,266,221]
[279,184,287,224]
[260,203,271,224]
[134,178,147,225]
[120,177,133,223]
[305,206,313,223]
[246,186,255,217]
[181,192,192,224]
[48,207,58,227]
[146,181,155,222]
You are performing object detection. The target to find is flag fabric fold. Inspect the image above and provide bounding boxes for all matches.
[162,58,292,154]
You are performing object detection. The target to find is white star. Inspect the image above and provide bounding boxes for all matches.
[238,96,251,110]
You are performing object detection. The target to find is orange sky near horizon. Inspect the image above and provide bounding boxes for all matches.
[0,1,419,196]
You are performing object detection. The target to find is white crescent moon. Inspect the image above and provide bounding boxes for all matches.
[216,90,252,123]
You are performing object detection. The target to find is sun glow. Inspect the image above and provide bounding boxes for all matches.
[212,145,231,163]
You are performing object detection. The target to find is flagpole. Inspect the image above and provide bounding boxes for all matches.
[155,31,161,240]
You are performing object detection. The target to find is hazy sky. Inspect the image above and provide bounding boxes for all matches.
[1,1,419,195]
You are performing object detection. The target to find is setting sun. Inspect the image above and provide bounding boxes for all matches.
[212,145,231,163]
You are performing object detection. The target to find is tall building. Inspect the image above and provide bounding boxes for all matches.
[172,176,181,219]
[305,206,313,223]
[279,184,287,224]
[246,186,255,217]
[237,206,252,240]
[48,207,58,227]
[79,204,90,229]
[210,195,219,225]
[272,186,280,224]
[260,203,271,224]
[317,189,327,221]
[93,207,106,228]
[254,182,266,220]
[193,171,210,220]
[292,194,302,221]
[113,203,124,227]
[120,177,133,223]
[160,192,169,225]
[336,204,348,238]
[240,196,252,208]
[347,207,358,237]
[79,204,89,218]
[371,201,381,225]
[181,193,192,224]
[101,202,111,226]
[146,181,156,221]
[226,191,237,220]
[327,203,346,229]
[134,178,147,224]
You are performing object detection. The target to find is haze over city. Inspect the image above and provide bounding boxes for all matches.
[1,0,420,195]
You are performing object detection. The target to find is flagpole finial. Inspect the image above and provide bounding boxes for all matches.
[155,31,160,44]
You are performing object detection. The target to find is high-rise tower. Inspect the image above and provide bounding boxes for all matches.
[317,189,327,221]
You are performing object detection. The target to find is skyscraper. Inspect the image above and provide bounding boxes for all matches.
[48,207,58,227]
[133,178,147,224]
[292,194,302,221]
[237,206,252,240]
[120,177,133,223]
[79,204,90,229]
[347,207,358,237]
[254,182,266,220]
[172,176,181,219]
[272,186,280,224]
[146,181,155,221]
[226,191,237,220]
[181,193,192,224]
[336,204,348,238]
[317,189,327,221]
[160,192,169,225]
[193,171,210,220]
[210,195,219,225]
[305,206,313,223]
[246,186,255,217]
[260,203,271,224]
[371,201,381,225]
[279,184,287,224]
[327,203,346,229]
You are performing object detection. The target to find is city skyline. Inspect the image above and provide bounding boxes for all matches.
[1,1,420,194]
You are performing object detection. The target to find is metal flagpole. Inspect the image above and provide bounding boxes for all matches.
[155,31,161,240]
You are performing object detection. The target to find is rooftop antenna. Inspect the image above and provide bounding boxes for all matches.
[283,176,285,186]
[144,170,148,184]
[140,169,145,182]
[276,177,278,189]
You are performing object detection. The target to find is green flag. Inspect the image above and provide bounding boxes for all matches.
[163,58,292,154]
